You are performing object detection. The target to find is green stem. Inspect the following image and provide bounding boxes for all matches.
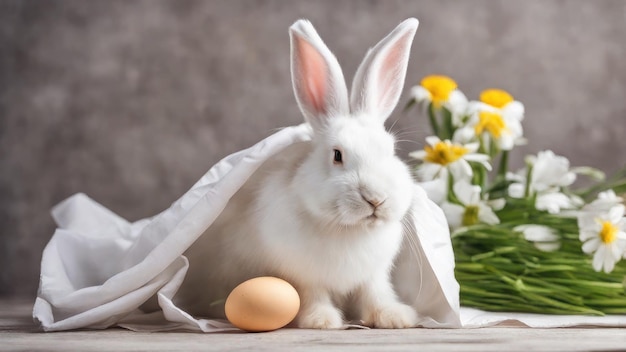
[447,171,461,204]
[498,150,509,180]
[524,164,533,199]
[403,98,416,112]
[576,164,626,200]
[441,107,454,140]
[489,139,499,160]
[427,103,440,137]
[471,162,488,192]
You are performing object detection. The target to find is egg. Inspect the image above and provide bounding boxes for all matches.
[225,276,300,332]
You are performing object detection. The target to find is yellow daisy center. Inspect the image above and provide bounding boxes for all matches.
[421,75,458,107]
[462,205,479,226]
[424,141,468,166]
[599,221,618,244]
[475,111,508,138]
[480,89,514,109]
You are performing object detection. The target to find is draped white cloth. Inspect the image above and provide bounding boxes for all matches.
[33,124,626,331]
[33,124,461,331]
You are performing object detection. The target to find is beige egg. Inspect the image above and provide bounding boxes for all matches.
[225,276,300,332]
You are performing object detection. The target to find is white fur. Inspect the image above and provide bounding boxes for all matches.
[178,18,420,329]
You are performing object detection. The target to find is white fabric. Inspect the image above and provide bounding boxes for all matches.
[32,124,626,331]
[33,124,461,331]
[460,307,626,328]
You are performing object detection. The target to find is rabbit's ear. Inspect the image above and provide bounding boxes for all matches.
[290,20,349,131]
[350,18,419,124]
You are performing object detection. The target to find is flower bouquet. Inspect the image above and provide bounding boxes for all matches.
[407,75,626,315]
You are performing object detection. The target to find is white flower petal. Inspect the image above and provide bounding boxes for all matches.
[504,117,523,139]
[584,190,623,214]
[472,101,498,113]
[534,242,561,252]
[516,224,559,242]
[408,150,427,160]
[603,249,616,273]
[411,86,432,103]
[525,154,538,165]
[610,243,623,261]
[446,90,469,118]
[571,166,606,181]
[592,246,606,272]
[599,190,618,200]
[425,135,441,147]
[449,159,474,181]
[608,205,626,224]
[489,198,506,211]
[464,142,480,153]
[536,192,575,214]
[477,205,500,225]
[475,159,493,172]
[440,202,465,229]
[452,127,476,144]
[578,213,599,231]
[508,183,525,198]
[497,133,514,151]
[447,89,468,106]
[464,153,490,163]
[558,172,577,187]
[454,179,483,206]
[514,137,528,146]
[502,100,525,121]
[506,171,525,183]
[582,238,600,254]
[579,228,599,242]
[531,150,574,189]
[416,163,445,181]
[569,194,585,207]
[464,100,479,114]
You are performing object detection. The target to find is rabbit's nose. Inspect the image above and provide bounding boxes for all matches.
[362,194,386,208]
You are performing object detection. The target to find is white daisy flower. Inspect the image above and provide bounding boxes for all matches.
[508,150,580,214]
[514,224,561,252]
[411,75,469,126]
[410,136,491,181]
[455,89,525,150]
[525,151,577,191]
[478,88,525,122]
[534,192,580,214]
[582,190,624,214]
[440,179,502,230]
[578,204,626,273]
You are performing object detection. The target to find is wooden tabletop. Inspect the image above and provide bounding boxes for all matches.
[2,298,625,351]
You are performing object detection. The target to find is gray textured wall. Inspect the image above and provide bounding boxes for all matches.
[1,0,625,298]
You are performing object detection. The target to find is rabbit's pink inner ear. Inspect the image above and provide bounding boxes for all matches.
[350,19,418,123]
[297,39,328,116]
[377,33,411,113]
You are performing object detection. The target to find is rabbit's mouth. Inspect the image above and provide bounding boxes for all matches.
[364,210,386,227]
[332,192,392,227]
[334,207,385,229]
[365,215,383,227]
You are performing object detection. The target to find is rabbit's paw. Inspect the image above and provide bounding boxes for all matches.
[297,304,344,329]
[362,302,418,329]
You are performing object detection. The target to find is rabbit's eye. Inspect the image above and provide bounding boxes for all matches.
[333,149,343,164]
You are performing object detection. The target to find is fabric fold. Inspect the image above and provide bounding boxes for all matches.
[33,124,462,331]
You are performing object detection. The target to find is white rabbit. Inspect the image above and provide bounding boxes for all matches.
[178,18,420,329]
